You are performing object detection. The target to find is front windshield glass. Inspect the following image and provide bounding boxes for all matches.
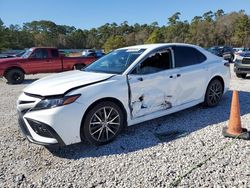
[22,48,33,58]
[83,49,145,74]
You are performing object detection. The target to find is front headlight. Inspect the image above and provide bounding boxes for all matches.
[31,94,81,111]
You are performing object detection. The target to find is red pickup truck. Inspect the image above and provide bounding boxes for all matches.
[0,47,97,84]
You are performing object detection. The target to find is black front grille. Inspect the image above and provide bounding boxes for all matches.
[18,114,32,137]
[239,68,250,71]
[19,100,35,104]
[242,58,250,64]
[26,118,55,138]
[20,108,31,116]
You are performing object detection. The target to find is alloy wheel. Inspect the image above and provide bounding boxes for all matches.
[89,107,121,142]
[13,73,21,81]
[207,81,223,105]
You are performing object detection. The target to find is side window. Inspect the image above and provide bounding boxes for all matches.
[51,49,59,58]
[132,49,172,75]
[174,46,207,68]
[30,49,49,59]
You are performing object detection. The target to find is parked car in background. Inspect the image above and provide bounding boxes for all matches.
[82,49,95,56]
[0,47,97,84]
[208,46,234,62]
[14,50,27,57]
[84,51,105,58]
[234,51,250,78]
[0,49,26,59]
[17,43,230,146]
[233,47,250,52]
[233,48,250,61]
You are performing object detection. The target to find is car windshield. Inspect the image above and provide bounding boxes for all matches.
[22,48,33,58]
[83,49,145,74]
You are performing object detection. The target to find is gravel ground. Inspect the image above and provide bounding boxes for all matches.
[0,65,250,188]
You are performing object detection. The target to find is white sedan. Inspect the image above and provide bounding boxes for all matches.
[17,43,230,146]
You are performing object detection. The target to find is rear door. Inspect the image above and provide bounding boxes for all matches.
[172,46,208,105]
[128,48,180,119]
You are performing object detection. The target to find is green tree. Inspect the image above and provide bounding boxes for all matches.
[168,12,181,25]
[145,29,163,43]
[0,18,8,50]
[66,29,87,48]
[234,14,250,46]
[165,12,189,43]
[103,35,125,52]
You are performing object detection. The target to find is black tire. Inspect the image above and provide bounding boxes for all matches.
[82,101,124,146]
[236,73,247,79]
[204,79,223,107]
[74,64,85,70]
[5,69,24,84]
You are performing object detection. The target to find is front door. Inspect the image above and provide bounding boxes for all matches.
[128,48,180,119]
[28,49,61,74]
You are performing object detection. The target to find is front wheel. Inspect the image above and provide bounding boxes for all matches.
[82,101,124,145]
[204,79,223,107]
[5,69,24,84]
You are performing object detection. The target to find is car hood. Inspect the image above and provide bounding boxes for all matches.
[0,57,23,64]
[23,70,114,96]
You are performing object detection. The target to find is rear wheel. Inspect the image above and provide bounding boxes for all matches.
[204,79,223,107]
[236,73,247,79]
[5,69,24,84]
[82,101,124,145]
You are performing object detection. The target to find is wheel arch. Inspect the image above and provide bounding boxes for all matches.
[207,75,225,93]
[4,66,25,77]
[203,75,225,104]
[80,97,128,141]
[73,63,86,70]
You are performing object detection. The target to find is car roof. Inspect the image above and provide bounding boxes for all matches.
[119,43,201,51]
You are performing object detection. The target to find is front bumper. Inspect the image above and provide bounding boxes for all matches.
[18,110,65,146]
[234,58,250,74]
[17,92,85,146]
[234,64,250,74]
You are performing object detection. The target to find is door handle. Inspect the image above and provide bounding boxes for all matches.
[177,74,181,77]
[137,77,143,81]
[169,75,173,78]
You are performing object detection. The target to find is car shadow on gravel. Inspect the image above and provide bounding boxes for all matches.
[47,90,250,159]
[0,78,38,85]
[21,79,39,85]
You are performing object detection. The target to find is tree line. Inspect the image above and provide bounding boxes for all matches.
[0,9,250,52]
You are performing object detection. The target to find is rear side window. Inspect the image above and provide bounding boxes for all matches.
[51,49,59,58]
[174,46,207,68]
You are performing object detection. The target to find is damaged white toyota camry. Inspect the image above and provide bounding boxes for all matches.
[17,43,230,146]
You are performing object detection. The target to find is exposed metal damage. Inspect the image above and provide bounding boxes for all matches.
[131,92,172,118]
